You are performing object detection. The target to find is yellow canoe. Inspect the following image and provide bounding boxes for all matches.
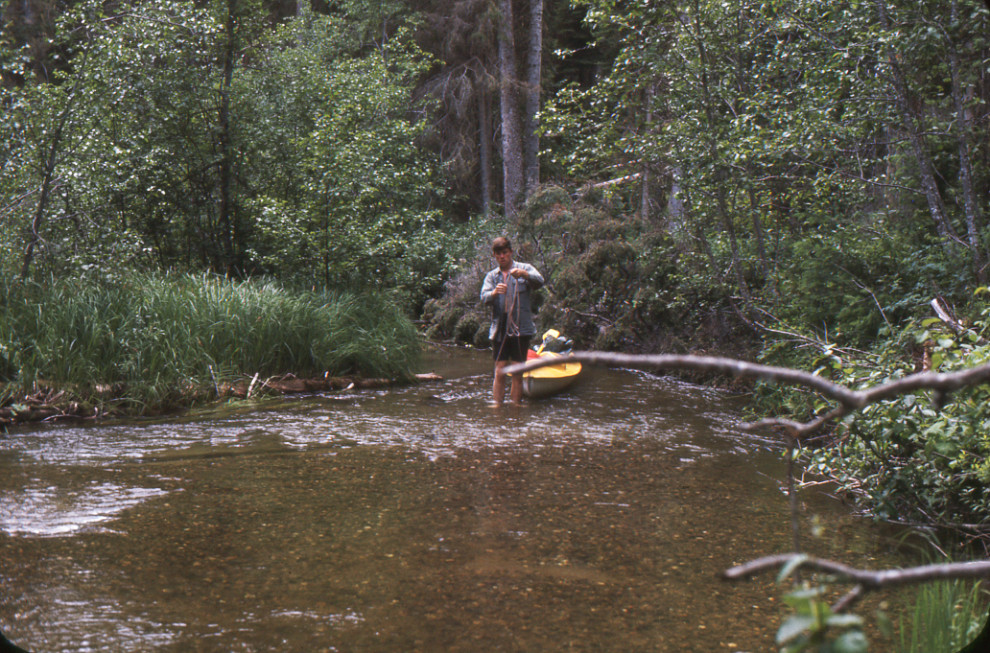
[521,351,582,398]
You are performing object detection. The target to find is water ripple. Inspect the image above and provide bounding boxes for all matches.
[0,482,169,537]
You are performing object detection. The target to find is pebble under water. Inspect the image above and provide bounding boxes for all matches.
[0,344,904,652]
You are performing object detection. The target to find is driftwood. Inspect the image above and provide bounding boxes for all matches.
[572,171,644,199]
[589,171,642,189]
[0,372,444,427]
[0,391,102,426]
[726,555,990,588]
[225,372,442,398]
[0,404,66,421]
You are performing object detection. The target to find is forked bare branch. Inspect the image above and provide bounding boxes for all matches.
[503,352,990,436]
[724,554,990,588]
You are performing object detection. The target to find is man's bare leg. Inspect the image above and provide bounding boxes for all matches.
[510,373,523,404]
[493,360,509,404]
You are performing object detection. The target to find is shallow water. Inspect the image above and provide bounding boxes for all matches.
[0,344,900,652]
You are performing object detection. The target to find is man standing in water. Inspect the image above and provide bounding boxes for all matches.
[480,237,544,404]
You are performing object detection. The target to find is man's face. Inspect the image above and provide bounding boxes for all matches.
[494,248,513,270]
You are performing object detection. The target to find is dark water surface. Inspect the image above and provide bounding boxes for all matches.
[0,344,900,652]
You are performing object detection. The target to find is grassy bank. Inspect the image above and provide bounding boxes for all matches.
[0,272,421,414]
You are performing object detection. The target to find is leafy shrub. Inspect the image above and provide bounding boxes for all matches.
[804,296,990,527]
[519,186,668,350]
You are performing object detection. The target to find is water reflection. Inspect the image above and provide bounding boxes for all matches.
[0,482,169,537]
[0,345,899,652]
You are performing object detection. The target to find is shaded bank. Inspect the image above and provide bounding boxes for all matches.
[421,188,761,389]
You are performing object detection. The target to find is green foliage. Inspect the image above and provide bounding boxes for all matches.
[802,297,990,527]
[0,0,451,307]
[542,0,669,182]
[541,0,987,361]
[767,555,873,653]
[234,11,449,304]
[517,186,680,350]
[777,586,867,653]
[0,0,239,276]
[0,270,421,411]
[771,225,919,348]
[900,579,987,653]
[423,186,749,359]
[420,217,505,347]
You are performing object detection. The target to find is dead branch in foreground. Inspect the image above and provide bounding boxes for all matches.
[502,352,990,436]
[725,554,990,588]
[725,555,990,612]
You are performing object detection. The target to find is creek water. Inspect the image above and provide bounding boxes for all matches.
[0,344,902,652]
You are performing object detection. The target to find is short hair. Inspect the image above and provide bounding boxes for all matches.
[492,237,512,254]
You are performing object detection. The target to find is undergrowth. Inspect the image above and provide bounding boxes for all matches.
[899,578,987,653]
[0,271,421,413]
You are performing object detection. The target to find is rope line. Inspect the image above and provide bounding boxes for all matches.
[494,270,521,363]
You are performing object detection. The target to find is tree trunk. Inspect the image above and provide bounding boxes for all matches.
[715,166,752,305]
[522,0,543,196]
[875,0,962,253]
[218,0,237,275]
[667,166,687,239]
[21,170,55,279]
[686,2,751,307]
[748,186,770,283]
[946,0,986,283]
[640,84,653,222]
[20,83,78,279]
[478,84,492,217]
[498,0,524,220]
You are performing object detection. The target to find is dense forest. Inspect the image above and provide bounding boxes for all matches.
[4,0,990,543]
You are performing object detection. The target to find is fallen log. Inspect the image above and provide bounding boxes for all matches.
[0,372,445,426]
[225,372,443,398]
[0,404,61,421]
[0,401,97,425]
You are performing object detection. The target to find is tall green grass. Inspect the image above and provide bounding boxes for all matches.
[899,577,988,653]
[0,271,421,411]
